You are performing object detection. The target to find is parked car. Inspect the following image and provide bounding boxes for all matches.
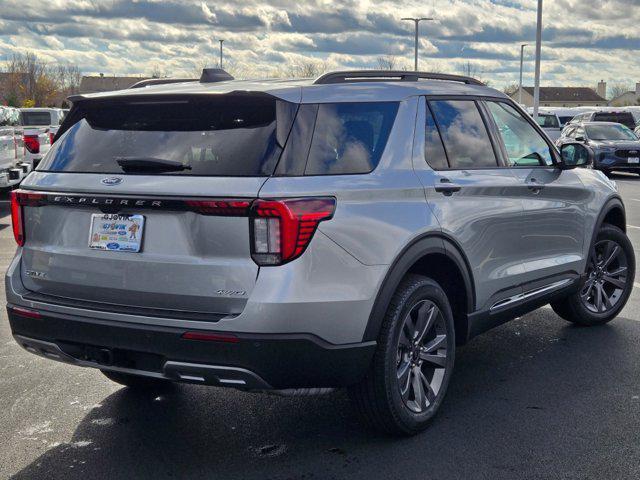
[557,121,640,175]
[566,110,637,131]
[532,111,563,141]
[18,108,62,168]
[7,70,634,436]
[0,107,32,189]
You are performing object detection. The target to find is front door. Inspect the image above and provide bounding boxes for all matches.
[483,100,586,288]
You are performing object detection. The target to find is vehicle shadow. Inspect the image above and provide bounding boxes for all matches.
[11,308,640,480]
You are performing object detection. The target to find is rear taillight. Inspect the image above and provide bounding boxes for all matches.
[10,190,46,246]
[23,134,39,154]
[10,191,23,246]
[185,199,251,216]
[48,133,55,144]
[250,197,336,266]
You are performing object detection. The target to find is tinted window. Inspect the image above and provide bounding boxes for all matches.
[21,111,52,126]
[38,96,297,176]
[586,124,637,141]
[487,102,554,167]
[535,114,560,129]
[424,105,449,169]
[429,100,498,168]
[305,102,398,175]
[593,112,636,130]
[558,116,574,125]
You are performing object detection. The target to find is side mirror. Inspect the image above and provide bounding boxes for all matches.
[574,135,585,142]
[559,143,594,170]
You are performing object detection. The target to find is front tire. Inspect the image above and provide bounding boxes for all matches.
[349,275,455,436]
[551,225,635,326]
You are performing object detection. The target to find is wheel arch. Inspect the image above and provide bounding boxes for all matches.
[363,234,476,346]
[591,196,626,252]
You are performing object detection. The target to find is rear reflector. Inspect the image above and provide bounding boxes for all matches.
[250,197,336,266]
[23,134,39,154]
[182,331,240,343]
[9,306,42,319]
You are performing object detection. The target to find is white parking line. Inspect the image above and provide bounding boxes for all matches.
[628,225,640,230]
[630,199,640,203]
[635,283,640,290]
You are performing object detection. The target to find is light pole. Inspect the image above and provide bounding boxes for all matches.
[219,39,224,69]
[402,17,434,71]
[533,0,543,120]
[518,44,528,105]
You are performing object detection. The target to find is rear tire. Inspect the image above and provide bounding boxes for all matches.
[551,225,634,326]
[349,274,455,436]
[101,370,175,391]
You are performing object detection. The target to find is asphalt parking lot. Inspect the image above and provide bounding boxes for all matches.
[2,175,640,480]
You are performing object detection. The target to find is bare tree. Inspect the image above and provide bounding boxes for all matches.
[503,83,519,96]
[460,61,491,86]
[609,82,632,100]
[376,56,397,70]
[2,52,82,107]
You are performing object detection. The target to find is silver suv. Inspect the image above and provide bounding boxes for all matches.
[6,70,635,435]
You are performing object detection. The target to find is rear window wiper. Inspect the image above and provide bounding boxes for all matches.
[115,157,192,173]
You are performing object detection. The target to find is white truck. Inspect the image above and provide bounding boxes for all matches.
[0,107,32,189]
[18,108,66,169]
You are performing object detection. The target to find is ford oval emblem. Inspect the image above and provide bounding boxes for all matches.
[101,177,123,186]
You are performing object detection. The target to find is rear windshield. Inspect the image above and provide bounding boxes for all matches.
[593,113,636,130]
[40,97,399,177]
[535,114,560,129]
[38,95,297,176]
[20,111,52,126]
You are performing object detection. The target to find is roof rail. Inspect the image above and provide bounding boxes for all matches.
[129,78,197,89]
[313,70,484,86]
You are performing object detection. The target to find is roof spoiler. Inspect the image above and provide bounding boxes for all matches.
[200,68,234,83]
[314,70,484,86]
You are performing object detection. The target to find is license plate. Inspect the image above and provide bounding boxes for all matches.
[89,214,145,252]
[629,157,639,164]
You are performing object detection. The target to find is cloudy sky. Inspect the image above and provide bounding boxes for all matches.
[1,0,639,90]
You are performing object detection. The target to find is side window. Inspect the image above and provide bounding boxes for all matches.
[305,102,398,175]
[429,100,498,169]
[424,104,449,169]
[486,102,554,167]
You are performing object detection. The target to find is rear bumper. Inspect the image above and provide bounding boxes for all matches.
[8,306,376,390]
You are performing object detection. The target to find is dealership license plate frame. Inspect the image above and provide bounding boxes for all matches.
[88,213,145,253]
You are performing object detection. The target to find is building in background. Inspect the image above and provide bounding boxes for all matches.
[610,83,640,107]
[78,74,149,94]
[510,86,608,108]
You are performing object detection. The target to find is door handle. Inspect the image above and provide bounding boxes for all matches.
[434,178,462,196]
[527,178,544,194]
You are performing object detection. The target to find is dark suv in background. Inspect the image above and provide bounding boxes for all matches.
[557,121,640,175]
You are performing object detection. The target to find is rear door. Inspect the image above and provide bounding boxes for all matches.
[484,100,586,286]
[413,97,526,312]
[19,94,297,317]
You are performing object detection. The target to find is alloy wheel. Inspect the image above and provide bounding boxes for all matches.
[581,239,629,314]
[396,300,449,414]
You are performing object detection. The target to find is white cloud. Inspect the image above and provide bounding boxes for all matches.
[0,0,638,89]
